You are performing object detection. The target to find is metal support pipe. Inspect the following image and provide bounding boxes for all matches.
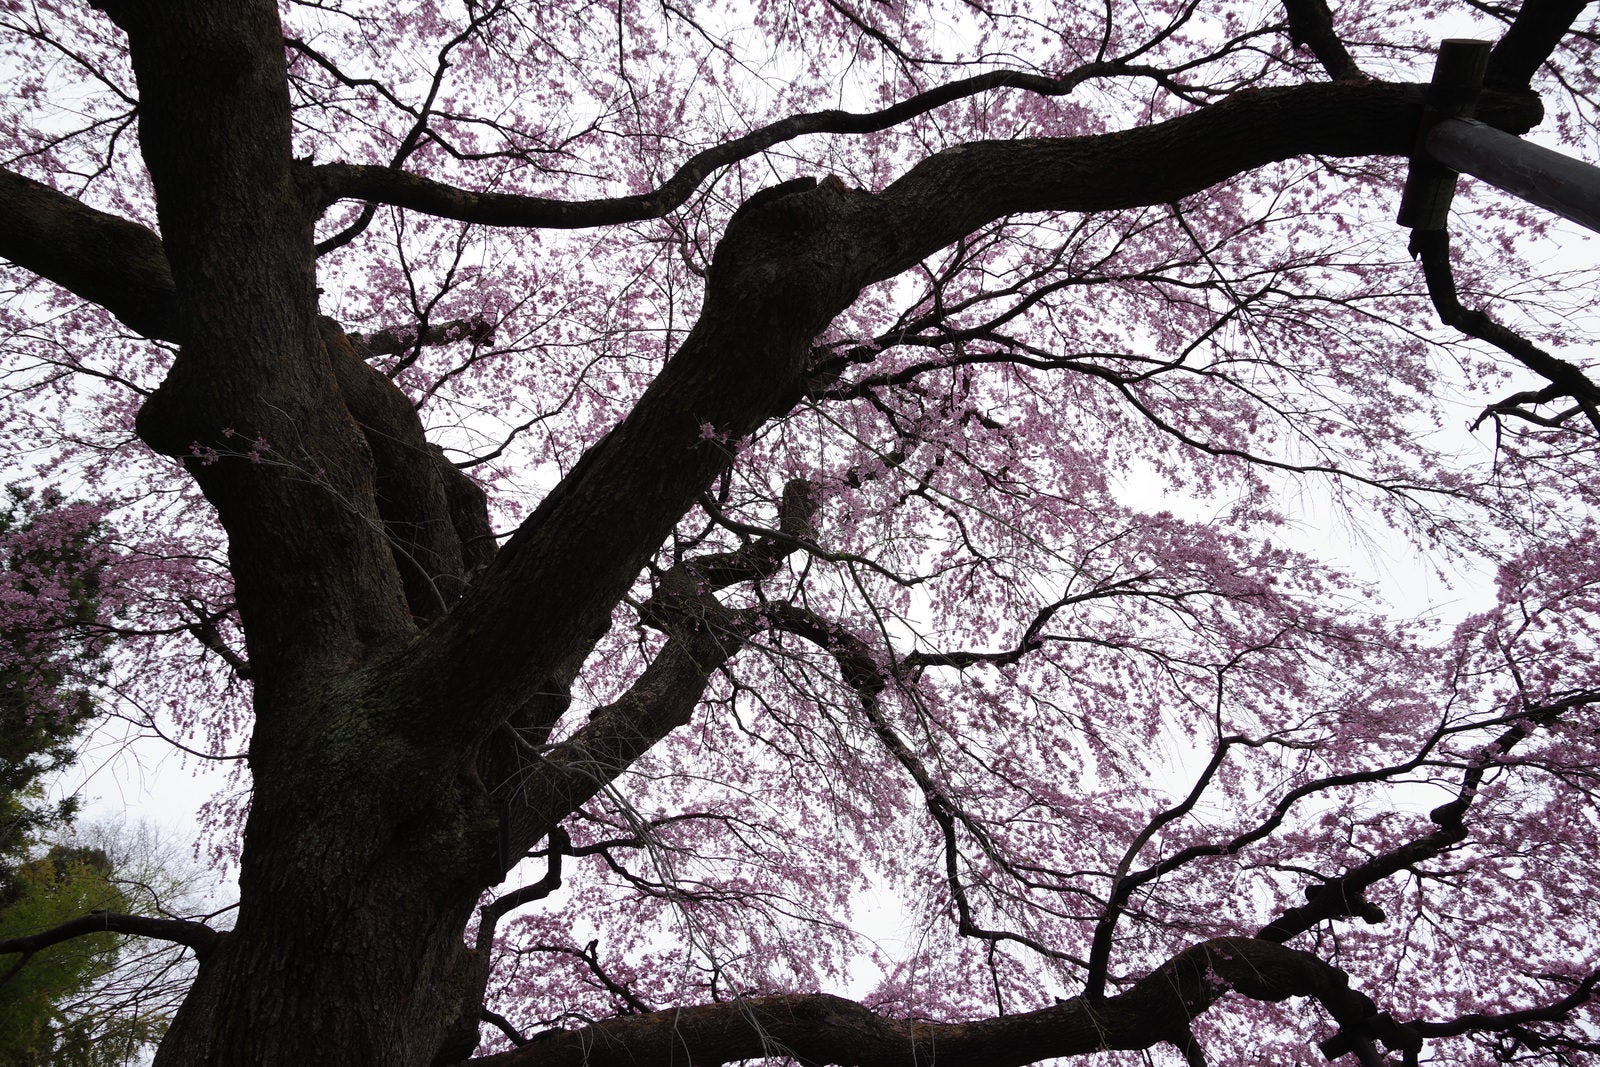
[1427,118,1600,236]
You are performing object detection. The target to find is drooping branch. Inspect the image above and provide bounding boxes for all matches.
[757,601,1087,967]
[1409,228,1600,435]
[460,936,1403,1067]
[1072,743,1447,982]
[0,910,222,963]
[522,940,657,1017]
[0,166,177,341]
[1260,687,1600,943]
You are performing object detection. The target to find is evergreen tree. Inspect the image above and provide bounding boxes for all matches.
[0,489,161,1063]
[0,486,111,902]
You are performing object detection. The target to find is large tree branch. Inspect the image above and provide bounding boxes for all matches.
[0,171,493,624]
[1282,0,1366,82]
[0,167,501,359]
[350,316,495,357]
[2,76,1546,770]
[492,618,758,863]
[858,82,1535,283]
[0,166,177,340]
[392,76,1540,773]
[0,910,221,962]
[1486,0,1594,92]
[0,84,1542,350]
[486,483,820,860]
[1410,228,1600,435]
[461,936,1402,1067]
[86,0,430,697]
[311,81,1539,233]
[0,82,1537,348]
[322,319,494,622]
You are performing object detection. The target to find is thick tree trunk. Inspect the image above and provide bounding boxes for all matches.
[95,3,493,1062]
[158,868,484,1064]
[151,646,505,1065]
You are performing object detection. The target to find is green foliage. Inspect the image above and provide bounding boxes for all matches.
[0,491,171,1063]
[0,847,130,1065]
[0,741,91,908]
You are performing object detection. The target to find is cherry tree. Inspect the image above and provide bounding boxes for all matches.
[1,0,1599,1063]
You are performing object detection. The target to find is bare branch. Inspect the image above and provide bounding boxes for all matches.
[0,910,221,963]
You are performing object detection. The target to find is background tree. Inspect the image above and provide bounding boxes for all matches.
[0,489,179,1063]
[0,487,116,886]
[0,0,1598,1065]
[0,845,134,1065]
[35,820,218,1066]
[0,825,210,1065]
